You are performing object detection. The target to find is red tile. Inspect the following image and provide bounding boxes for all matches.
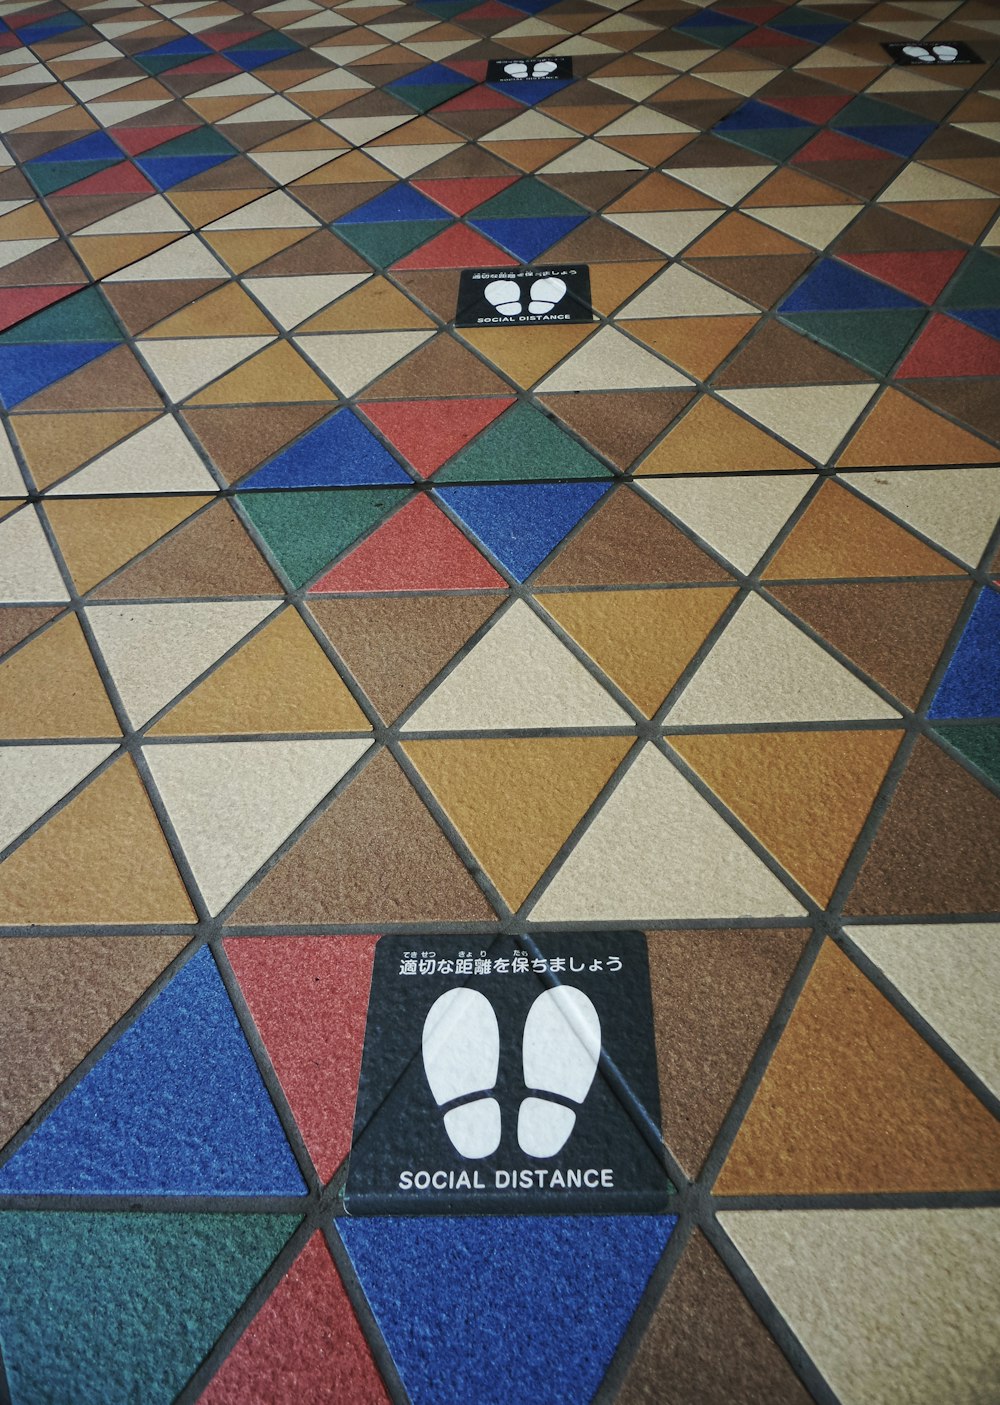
[898,313,1000,379]
[58,164,153,198]
[224,935,378,1184]
[412,175,518,216]
[0,284,82,333]
[308,494,506,592]
[762,95,851,123]
[111,125,198,156]
[392,224,517,270]
[361,396,514,477]
[793,130,888,163]
[199,1233,390,1405]
[434,87,521,114]
[838,250,964,304]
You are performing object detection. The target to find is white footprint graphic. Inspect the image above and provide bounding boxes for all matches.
[502,60,529,78]
[422,988,501,1159]
[527,275,567,316]
[484,277,522,317]
[902,43,936,62]
[531,59,558,77]
[517,986,600,1158]
[931,44,958,62]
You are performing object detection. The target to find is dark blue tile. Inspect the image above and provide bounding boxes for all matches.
[338,184,451,224]
[780,259,921,314]
[241,409,412,489]
[436,481,609,580]
[930,587,1000,720]
[467,215,585,262]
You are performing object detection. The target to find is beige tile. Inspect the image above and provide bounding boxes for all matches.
[0,743,116,850]
[640,475,814,573]
[0,506,69,604]
[719,385,878,465]
[839,467,1000,569]
[537,326,695,391]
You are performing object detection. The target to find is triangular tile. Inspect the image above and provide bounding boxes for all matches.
[636,397,812,476]
[535,485,732,587]
[0,756,194,923]
[403,736,631,908]
[0,608,62,661]
[144,738,371,914]
[296,276,433,334]
[187,340,337,407]
[86,600,275,727]
[616,1230,813,1404]
[718,384,878,464]
[308,494,506,593]
[667,593,900,724]
[237,488,407,590]
[11,410,160,491]
[626,314,757,380]
[764,480,959,580]
[436,481,611,581]
[929,588,1000,722]
[672,729,903,905]
[137,334,273,402]
[847,738,1000,916]
[91,499,282,599]
[434,401,609,483]
[48,414,218,494]
[308,593,506,724]
[720,1208,1000,1405]
[150,608,371,736]
[242,273,370,331]
[224,937,379,1184]
[841,468,1000,570]
[360,397,515,478]
[0,1211,299,1405]
[227,748,497,925]
[714,320,872,388]
[358,332,512,400]
[401,599,630,731]
[539,586,735,717]
[536,326,695,392]
[835,387,999,467]
[240,409,409,490]
[769,580,968,710]
[181,404,331,486]
[459,323,594,389]
[529,744,805,921]
[0,614,120,739]
[43,497,208,596]
[0,945,305,1193]
[199,1234,390,1404]
[295,329,433,396]
[537,390,693,472]
[0,742,116,853]
[640,475,813,573]
[0,935,186,1148]
[644,928,809,1176]
[0,505,70,603]
[337,1215,675,1405]
[846,923,1000,1100]
[716,941,1000,1193]
[14,345,162,413]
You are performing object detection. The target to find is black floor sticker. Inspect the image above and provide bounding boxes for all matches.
[454,266,593,327]
[884,41,982,64]
[486,57,573,82]
[344,932,673,1215]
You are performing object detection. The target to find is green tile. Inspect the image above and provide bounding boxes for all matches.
[335,219,450,265]
[238,486,408,587]
[28,160,117,195]
[391,83,471,113]
[934,723,1000,788]
[434,401,612,483]
[941,249,1000,310]
[0,286,122,345]
[718,126,815,161]
[470,176,587,221]
[781,308,927,376]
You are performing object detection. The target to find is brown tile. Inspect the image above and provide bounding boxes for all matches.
[228,748,497,925]
[769,580,969,709]
[0,606,61,660]
[45,497,211,595]
[538,170,645,212]
[244,228,371,277]
[846,737,1000,917]
[0,935,186,1148]
[905,378,1000,445]
[293,182,395,223]
[182,404,330,485]
[544,216,663,263]
[91,500,281,600]
[393,269,462,320]
[308,592,505,723]
[17,345,163,412]
[796,158,902,202]
[0,240,86,288]
[645,928,809,1175]
[534,485,732,587]
[685,255,815,310]
[716,940,1000,1193]
[537,390,693,470]
[615,1231,812,1405]
[102,280,227,337]
[48,192,149,236]
[834,203,965,255]
[415,146,517,181]
[359,333,511,399]
[714,321,872,388]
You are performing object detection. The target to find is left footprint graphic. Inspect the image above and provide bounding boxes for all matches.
[423,989,502,1158]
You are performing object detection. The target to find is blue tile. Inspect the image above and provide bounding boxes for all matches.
[390,61,471,87]
[715,100,812,131]
[0,947,307,1196]
[484,78,570,105]
[27,131,122,164]
[436,481,609,580]
[929,588,1000,720]
[135,153,233,188]
[0,342,116,409]
[338,184,451,224]
[950,307,1000,341]
[780,259,921,314]
[241,409,412,489]
[138,36,213,56]
[467,215,585,262]
[337,1215,676,1405]
[838,123,934,158]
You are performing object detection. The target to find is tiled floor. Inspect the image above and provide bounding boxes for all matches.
[0,0,999,1398]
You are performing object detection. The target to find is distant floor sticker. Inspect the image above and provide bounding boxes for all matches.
[884,41,982,64]
[455,267,593,328]
[486,57,573,82]
[343,932,673,1215]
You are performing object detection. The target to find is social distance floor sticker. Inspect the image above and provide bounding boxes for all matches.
[485,57,573,82]
[883,40,982,64]
[343,932,674,1215]
[454,266,593,329]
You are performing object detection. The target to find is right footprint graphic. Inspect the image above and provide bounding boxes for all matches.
[528,275,566,315]
[518,987,601,1158]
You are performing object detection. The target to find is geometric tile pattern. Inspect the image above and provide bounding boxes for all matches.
[0,0,998,1398]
